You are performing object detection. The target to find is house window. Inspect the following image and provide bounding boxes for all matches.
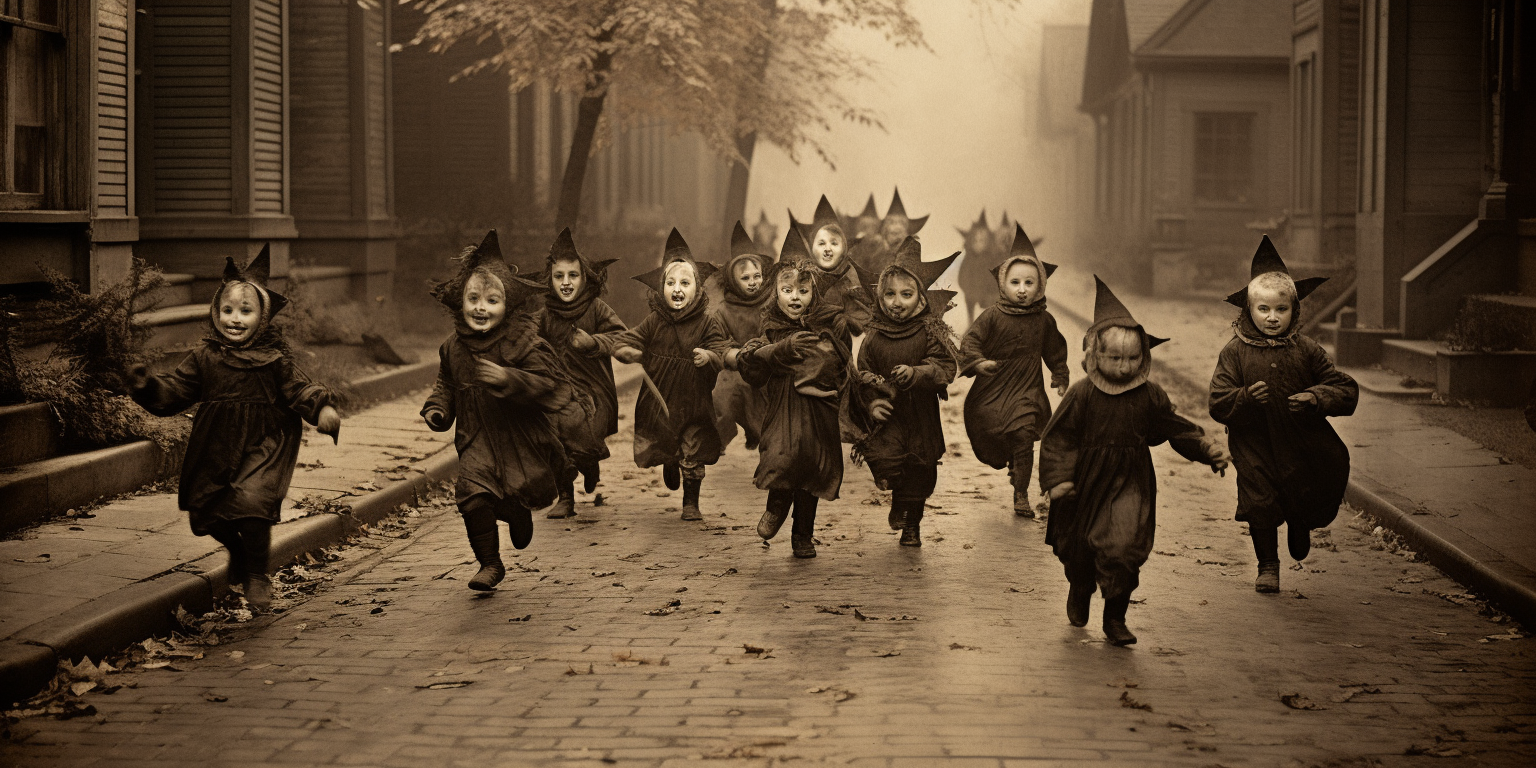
[1193,112,1254,204]
[1,1,62,210]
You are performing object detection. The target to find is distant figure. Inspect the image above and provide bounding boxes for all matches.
[751,210,779,256]
[1209,236,1358,594]
[955,209,998,324]
[713,222,775,451]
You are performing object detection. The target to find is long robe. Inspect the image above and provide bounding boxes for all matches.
[857,311,957,483]
[739,308,854,501]
[1208,319,1358,531]
[532,295,626,465]
[599,295,732,469]
[1039,379,1218,600]
[712,287,772,448]
[422,318,569,509]
[959,305,1070,469]
[132,341,333,535]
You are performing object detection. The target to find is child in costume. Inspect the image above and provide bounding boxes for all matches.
[1208,236,1358,593]
[852,237,959,546]
[594,229,733,521]
[873,187,929,270]
[533,227,624,519]
[959,225,1071,517]
[804,195,869,337]
[421,230,573,591]
[713,221,775,450]
[738,249,861,559]
[130,245,340,611]
[1039,278,1228,645]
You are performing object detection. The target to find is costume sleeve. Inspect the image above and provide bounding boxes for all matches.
[957,310,990,376]
[701,314,735,357]
[908,327,958,393]
[130,350,204,417]
[1042,312,1071,388]
[594,311,652,356]
[1305,339,1359,417]
[491,337,562,407]
[1037,383,1083,493]
[421,342,456,429]
[278,358,334,424]
[1208,341,1258,426]
[1148,383,1222,465]
[590,300,629,335]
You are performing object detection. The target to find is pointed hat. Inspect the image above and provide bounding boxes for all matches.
[431,229,545,311]
[885,188,928,234]
[810,195,842,237]
[221,243,289,317]
[853,257,959,314]
[989,223,1058,282]
[957,209,992,238]
[858,195,879,219]
[545,227,618,288]
[633,229,718,294]
[888,236,959,289]
[1089,275,1167,348]
[1223,235,1328,307]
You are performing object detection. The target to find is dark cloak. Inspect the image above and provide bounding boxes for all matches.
[959,301,1070,469]
[532,290,626,465]
[857,279,958,482]
[1208,311,1358,530]
[1039,379,1219,600]
[713,254,773,447]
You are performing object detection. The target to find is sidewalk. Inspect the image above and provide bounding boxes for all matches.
[1045,265,1536,628]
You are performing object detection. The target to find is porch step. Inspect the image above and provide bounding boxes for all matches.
[0,441,181,535]
[136,272,195,312]
[1380,339,1440,385]
[1379,338,1536,405]
[1339,365,1435,402]
[1313,321,1337,347]
[288,265,356,304]
[0,403,59,469]
[136,303,210,353]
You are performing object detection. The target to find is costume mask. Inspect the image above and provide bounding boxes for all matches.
[216,282,262,343]
[462,270,507,332]
[1003,261,1042,306]
[811,226,845,271]
[550,258,585,304]
[881,217,909,250]
[1096,327,1144,383]
[880,272,924,321]
[776,270,813,320]
[664,261,697,309]
[1248,281,1295,337]
[733,258,764,297]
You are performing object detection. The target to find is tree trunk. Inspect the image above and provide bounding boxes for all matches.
[554,31,615,232]
[722,131,757,235]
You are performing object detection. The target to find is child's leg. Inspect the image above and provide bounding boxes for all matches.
[790,490,819,558]
[234,518,273,610]
[1097,563,1140,646]
[1060,552,1097,627]
[679,461,705,521]
[896,464,937,547]
[206,521,247,590]
[548,464,578,519]
[758,489,794,540]
[1286,522,1312,561]
[1252,524,1281,593]
[579,460,601,494]
[1010,442,1036,517]
[460,495,505,590]
[496,496,534,551]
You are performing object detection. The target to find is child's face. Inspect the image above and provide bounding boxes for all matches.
[462,271,507,332]
[881,217,909,248]
[1249,285,1294,336]
[880,273,923,321]
[216,282,261,343]
[967,229,993,254]
[733,258,763,297]
[1004,261,1041,305]
[855,215,880,241]
[663,262,697,309]
[811,227,845,271]
[1096,328,1144,383]
[776,272,813,319]
[550,259,585,304]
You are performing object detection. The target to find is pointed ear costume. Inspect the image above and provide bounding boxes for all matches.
[884,188,928,236]
[723,221,776,303]
[810,195,844,240]
[988,224,1059,301]
[1083,276,1165,395]
[430,229,546,326]
[211,243,288,348]
[854,236,959,320]
[632,228,718,311]
[1223,235,1327,308]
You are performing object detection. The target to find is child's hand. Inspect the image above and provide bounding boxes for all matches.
[127,364,150,391]
[1248,381,1271,403]
[890,365,915,388]
[788,331,819,359]
[869,399,893,422]
[474,357,511,388]
[316,405,342,444]
[571,328,597,352]
[423,408,451,431]
[1048,482,1076,501]
[1210,446,1230,477]
[724,349,741,370]
[692,348,713,368]
[1287,392,1317,413]
[614,346,643,364]
[1055,383,1068,396]
[975,360,1001,377]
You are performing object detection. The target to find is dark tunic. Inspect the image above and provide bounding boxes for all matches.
[960,305,1070,469]
[132,341,332,536]
[739,307,854,501]
[712,285,772,447]
[857,311,957,483]
[817,258,869,339]
[1208,319,1358,531]
[957,245,1001,319]
[1039,379,1217,600]
[531,295,626,465]
[422,318,569,509]
[598,295,732,469]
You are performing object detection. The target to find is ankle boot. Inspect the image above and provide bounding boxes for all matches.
[244,575,273,611]
[887,499,905,530]
[1066,581,1094,627]
[758,491,793,540]
[466,530,505,590]
[1011,446,1035,517]
[1252,525,1282,592]
[582,463,600,494]
[1013,486,1034,518]
[898,499,923,547]
[791,492,818,558]
[680,478,703,521]
[662,462,681,490]
[1256,562,1281,593]
[1102,595,1136,646]
[505,502,534,550]
[547,479,576,519]
[1287,524,1312,561]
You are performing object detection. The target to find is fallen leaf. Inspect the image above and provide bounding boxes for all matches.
[948,643,979,651]
[742,644,767,655]
[201,692,228,703]
[1279,692,1326,710]
[226,651,245,659]
[1119,691,1152,711]
[814,605,846,615]
[415,681,474,690]
[508,615,532,622]
[69,681,96,696]
[853,609,870,621]
[1006,587,1034,593]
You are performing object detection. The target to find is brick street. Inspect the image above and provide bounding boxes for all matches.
[4,309,1534,767]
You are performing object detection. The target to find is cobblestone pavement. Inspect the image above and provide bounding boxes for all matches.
[4,312,1534,767]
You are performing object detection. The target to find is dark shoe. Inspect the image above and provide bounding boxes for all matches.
[662,463,681,491]
[680,478,703,521]
[582,464,600,494]
[1102,596,1136,646]
[899,524,922,547]
[469,563,506,591]
[507,505,534,550]
[244,576,273,611]
[547,481,576,519]
[1255,562,1281,593]
[887,503,905,531]
[1066,582,1094,627]
[1013,487,1034,518]
[225,550,247,591]
[758,507,789,540]
[1287,525,1312,561]
[466,529,505,590]
[791,534,817,558]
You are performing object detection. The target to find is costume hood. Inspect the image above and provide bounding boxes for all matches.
[1083,276,1165,395]
[1223,235,1327,308]
[885,188,928,235]
[210,243,287,349]
[632,229,718,312]
[989,224,1058,292]
[430,229,546,327]
[956,209,991,241]
[723,221,775,302]
[809,195,843,239]
[852,236,958,317]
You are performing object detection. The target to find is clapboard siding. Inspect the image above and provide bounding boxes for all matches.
[252,0,286,212]
[289,0,352,219]
[364,6,388,218]
[151,0,234,213]
[97,4,132,213]
[1402,0,1482,215]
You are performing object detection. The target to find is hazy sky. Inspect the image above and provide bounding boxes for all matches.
[745,0,1091,262]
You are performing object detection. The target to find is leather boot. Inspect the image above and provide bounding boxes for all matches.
[504,501,534,550]
[791,491,818,558]
[1102,595,1136,646]
[1252,525,1281,593]
[581,462,600,494]
[1066,581,1094,627]
[1013,486,1034,518]
[244,575,273,611]
[1011,445,1035,517]
[887,500,905,531]
[757,490,793,540]
[680,477,703,521]
[898,499,923,547]
[663,462,681,490]
[466,530,505,590]
[547,478,576,519]
[1256,562,1281,593]
[1287,524,1312,561]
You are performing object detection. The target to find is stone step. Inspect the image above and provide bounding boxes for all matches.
[0,441,182,535]
[1453,293,1536,350]
[0,403,59,469]
[1314,320,1337,346]
[135,273,195,312]
[1338,365,1435,402]
[1379,339,1440,385]
[136,303,209,354]
[288,265,356,304]
[1379,338,1536,405]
